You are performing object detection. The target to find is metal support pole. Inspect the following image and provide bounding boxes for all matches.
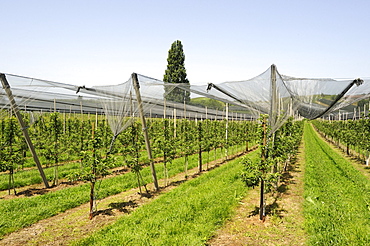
[131,73,159,191]
[0,73,50,188]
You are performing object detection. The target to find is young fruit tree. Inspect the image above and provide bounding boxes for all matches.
[68,123,112,219]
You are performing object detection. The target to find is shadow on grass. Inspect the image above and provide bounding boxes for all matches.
[14,181,78,197]
[247,201,288,219]
[106,200,139,214]
[16,188,49,196]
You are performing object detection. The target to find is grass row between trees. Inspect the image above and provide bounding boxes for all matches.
[74,150,259,245]
[304,123,370,245]
[0,143,247,238]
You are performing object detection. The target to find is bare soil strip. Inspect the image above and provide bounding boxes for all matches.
[0,148,255,246]
[208,142,306,245]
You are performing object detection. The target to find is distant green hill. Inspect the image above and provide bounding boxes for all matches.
[190,97,225,111]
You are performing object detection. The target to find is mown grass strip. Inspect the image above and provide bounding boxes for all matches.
[0,162,82,191]
[304,123,370,245]
[0,148,150,192]
[74,151,259,246]
[0,143,247,238]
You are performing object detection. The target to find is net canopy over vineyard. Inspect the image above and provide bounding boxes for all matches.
[1,65,370,132]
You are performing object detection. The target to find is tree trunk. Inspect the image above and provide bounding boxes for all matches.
[136,172,142,194]
[8,168,16,195]
[259,178,265,221]
[138,171,149,193]
[207,150,210,170]
[89,181,95,220]
[198,148,202,173]
[184,155,188,178]
[163,154,167,186]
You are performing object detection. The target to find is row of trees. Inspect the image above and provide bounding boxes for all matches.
[0,113,258,170]
[241,116,304,220]
[0,112,258,201]
[312,119,370,164]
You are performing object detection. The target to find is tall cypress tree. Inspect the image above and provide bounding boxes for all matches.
[164,40,190,103]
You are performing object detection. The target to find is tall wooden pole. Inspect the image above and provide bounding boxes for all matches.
[225,103,229,158]
[270,64,278,130]
[131,73,159,191]
[183,94,187,119]
[174,108,177,138]
[0,74,50,188]
[163,98,167,119]
[198,121,202,172]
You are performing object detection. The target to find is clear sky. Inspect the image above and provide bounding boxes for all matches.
[1,0,370,86]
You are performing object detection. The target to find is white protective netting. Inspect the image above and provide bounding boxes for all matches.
[177,65,370,133]
[1,65,370,134]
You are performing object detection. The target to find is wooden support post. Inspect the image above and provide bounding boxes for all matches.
[95,109,98,128]
[132,73,159,191]
[198,121,202,173]
[163,99,166,119]
[270,64,278,129]
[225,103,229,158]
[0,73,50,188]
[174,108,177,138]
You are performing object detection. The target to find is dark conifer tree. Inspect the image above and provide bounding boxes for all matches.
[164,40,190,103]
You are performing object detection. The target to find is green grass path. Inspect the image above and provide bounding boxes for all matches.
[74,151,259,245]
[0,144,246,238]
[304,123,370,245]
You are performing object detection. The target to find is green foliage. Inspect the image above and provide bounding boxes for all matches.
[69,136,112,183]
[119,122,147,192]
[241,116,303,193]
[0,112,258,191]
[152,119,176,163]
[0,117,25,194]
[240,158,261,188]
[163,40,190,103]
[0,135,247,238]
[312,118,370,159]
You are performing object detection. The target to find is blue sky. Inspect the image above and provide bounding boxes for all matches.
[1,0,370,86]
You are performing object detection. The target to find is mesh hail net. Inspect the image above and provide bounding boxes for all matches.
[1,65,370,134]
